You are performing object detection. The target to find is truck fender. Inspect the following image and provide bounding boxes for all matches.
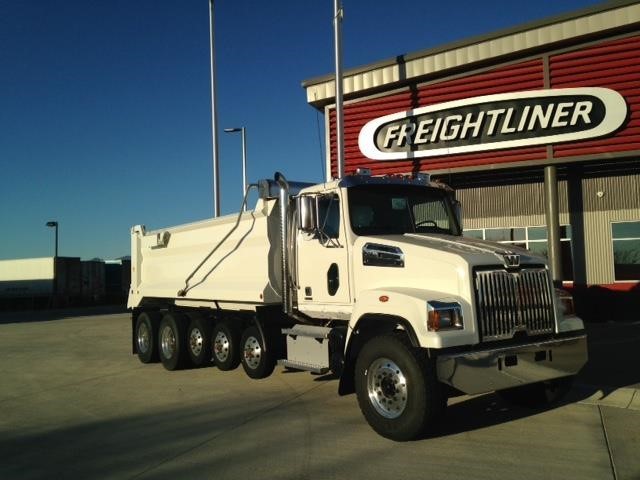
[337,287,473,395]
[338,313,420,396]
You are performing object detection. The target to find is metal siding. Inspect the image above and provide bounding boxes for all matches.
[328,60,546,178]
[326,32,640,177]
[550,35,640,158]
[582,173,640,283]
[456,181,570,229]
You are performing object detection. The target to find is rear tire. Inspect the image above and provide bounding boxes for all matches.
[186,314,212,367]
[135,312,160,364]
[158,312,188,371]
[355,334,445,441]
[240,325,276,379]
[212,321,241,371]
[497,376,574,408]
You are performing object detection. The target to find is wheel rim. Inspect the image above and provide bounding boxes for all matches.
[243,335,261,370]
[161,325,176,359]
[137,322,150,354]
[214,330,230,362]
[189,327,203,357]
[367,357,408,419]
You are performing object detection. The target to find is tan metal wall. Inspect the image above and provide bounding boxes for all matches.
[456,181,570,229]
[581,173,640,283]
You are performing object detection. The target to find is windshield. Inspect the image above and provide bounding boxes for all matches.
[348,184,460,236]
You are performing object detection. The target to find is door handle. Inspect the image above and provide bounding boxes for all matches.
[327,263,339,296]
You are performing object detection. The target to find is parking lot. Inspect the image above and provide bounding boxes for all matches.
[1,308,639,480]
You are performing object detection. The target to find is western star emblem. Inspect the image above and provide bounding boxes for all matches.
[496,250,520,268]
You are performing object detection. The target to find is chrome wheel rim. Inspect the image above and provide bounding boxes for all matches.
[243,335,261,370]
[189,327,203,357]
[137,322,150,354]
[367,357,408,419]
[161,325,176,359]
[214,330,230,362]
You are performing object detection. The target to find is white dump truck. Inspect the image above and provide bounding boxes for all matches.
[128,171,588,440]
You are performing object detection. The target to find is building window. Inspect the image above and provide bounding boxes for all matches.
[463,225,573,280]
[611,221,640,281]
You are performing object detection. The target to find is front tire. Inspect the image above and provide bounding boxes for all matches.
[240,325,276,379]
[355,334,445,441]
[158,312,188,371]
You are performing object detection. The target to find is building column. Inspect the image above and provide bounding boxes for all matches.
[544,165,563,286]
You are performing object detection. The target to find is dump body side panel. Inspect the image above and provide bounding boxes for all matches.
[128,200,282,309]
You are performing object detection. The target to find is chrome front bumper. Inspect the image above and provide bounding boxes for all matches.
[436,334,588,395]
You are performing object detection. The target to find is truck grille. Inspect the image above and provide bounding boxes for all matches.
[474,268,555,341]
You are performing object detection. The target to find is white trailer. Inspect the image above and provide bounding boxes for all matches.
[129,171,587,440]
[0,257,82,305]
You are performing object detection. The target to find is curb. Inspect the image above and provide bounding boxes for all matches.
[574,383,640,411]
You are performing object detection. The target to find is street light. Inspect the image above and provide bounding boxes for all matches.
[46,221,58,258]
[224,127,248,211]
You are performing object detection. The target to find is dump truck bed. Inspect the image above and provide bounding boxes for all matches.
[128,199,283,310]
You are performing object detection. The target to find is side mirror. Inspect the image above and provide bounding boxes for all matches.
[453,200,463,232]
[297,196,317,233]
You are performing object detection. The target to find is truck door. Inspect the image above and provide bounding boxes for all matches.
[295,193,351,310]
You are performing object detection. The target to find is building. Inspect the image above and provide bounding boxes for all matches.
[303,1,640,320]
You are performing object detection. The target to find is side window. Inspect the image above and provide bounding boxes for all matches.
[317,194,340,239]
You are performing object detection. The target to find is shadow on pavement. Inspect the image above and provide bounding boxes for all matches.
[577,321,640,395]
[0,305,128,325]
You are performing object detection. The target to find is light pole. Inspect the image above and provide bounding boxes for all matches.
[209,0,221,217]
[224,127,247,211]
[46,221,58,305]
[46,221,58,258]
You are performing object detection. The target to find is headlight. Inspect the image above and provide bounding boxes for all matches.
[555,288,575,316]
[427,301,464,331]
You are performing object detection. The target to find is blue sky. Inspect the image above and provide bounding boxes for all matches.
[0,0,603,260]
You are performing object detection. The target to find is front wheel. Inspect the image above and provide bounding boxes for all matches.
[497,376,574,408]
[355,334,445,441]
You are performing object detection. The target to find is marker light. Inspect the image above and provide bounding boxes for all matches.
[555,288,575,316]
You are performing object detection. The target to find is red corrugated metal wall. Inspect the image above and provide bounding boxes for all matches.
[329,34,640,177]
[550,35,640,158]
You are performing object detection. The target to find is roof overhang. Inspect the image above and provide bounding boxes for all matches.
[303,0,640,109]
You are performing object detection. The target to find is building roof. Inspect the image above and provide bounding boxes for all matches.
[303,0,640,109]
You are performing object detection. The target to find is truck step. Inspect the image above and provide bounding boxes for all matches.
[281,325,332,339]
[281,324,332,373]
[278,359,330,375]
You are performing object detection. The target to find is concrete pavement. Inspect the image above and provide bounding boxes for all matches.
[0,309,638,479]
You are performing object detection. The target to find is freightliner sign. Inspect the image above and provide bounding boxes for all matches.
[358,88,627,160]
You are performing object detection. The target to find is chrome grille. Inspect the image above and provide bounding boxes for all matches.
[475,268,555,341]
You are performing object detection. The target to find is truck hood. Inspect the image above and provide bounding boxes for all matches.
[358,233,544,266]
[352,233,546,299]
